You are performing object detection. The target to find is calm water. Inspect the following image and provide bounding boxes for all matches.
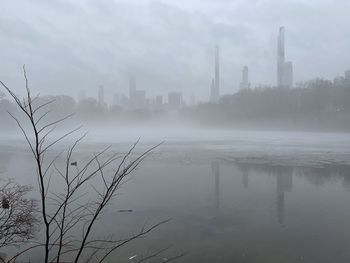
[1,133,350,262]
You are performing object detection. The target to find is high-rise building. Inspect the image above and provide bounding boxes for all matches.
[168,92,182,110]
[210,46,220,102]
[277,27,285,87]
[214,46,220,100]
[210,79,215,102]
[128,76,147,110]
[277,27,293,88]
[345,70,350,81]
[155,96,163,110]
[240,66,250,90]
[282,61,293,87]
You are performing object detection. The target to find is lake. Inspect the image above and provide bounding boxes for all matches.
[1,130,350,262]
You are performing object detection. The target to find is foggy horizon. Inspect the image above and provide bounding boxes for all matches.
[1,0,350,103]
[2,1,350,262]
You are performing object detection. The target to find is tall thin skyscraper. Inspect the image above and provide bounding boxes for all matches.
[210,46,220,102]
[214,45,220,100]
[277,26,293,88]
[240,66,249,89]
[210,79,215,102]
[277,26,285,87]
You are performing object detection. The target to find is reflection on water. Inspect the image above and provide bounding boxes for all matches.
[236,163,294,226]
[276,168,293,226]
[242,166,249,189]
[213,161,293,226]
[211,161,220,210]
[2,144,350,263]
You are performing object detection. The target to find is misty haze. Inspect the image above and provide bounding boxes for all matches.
[1,0,350,262]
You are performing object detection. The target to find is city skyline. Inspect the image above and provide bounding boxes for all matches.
[1,0,350,101]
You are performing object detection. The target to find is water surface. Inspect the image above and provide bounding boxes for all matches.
[1,132,350,262]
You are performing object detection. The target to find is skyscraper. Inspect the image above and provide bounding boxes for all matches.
[240,66,250,90]
[128,76,147,110]
[282,61,293,87]
[155,96,163,110]
[168,92,182,110]
[277,27,285,87]
[210,79,215,102]
[277,26,293,88]
[214,45,220,100]
[210,46,220,102]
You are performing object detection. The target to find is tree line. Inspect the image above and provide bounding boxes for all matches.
[183,78,350,131]
[1,77,350,131]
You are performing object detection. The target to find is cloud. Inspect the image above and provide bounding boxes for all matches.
[0,0,349,102]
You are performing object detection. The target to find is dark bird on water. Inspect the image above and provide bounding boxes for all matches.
[2,197,9,209]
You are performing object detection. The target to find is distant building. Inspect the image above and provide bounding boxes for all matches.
[168,92,182,110]
[277,26,285,87]
[98,85,106,108]
[155,96,163,110]
[210,46,220,102]
[134,90,146,109]
[345,70,350,81]
[210,79,215,102]
[120,93,129,109]
[128,76,147,110]
[277,26,293,88]
[240,66,250,90]
[282,61,293,88]
[214,46,220,100]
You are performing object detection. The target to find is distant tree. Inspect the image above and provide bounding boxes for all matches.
[0,181,37,253]
[34,95,76,120]
[77,97,99,119]
[186,79,350,130]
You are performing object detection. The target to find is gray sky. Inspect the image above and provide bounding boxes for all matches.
[1,0,349,102]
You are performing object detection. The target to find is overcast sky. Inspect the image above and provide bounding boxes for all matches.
[1,0,349,102]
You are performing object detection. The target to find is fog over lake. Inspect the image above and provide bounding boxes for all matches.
[1,0,350,262]
[1,129,350,262]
